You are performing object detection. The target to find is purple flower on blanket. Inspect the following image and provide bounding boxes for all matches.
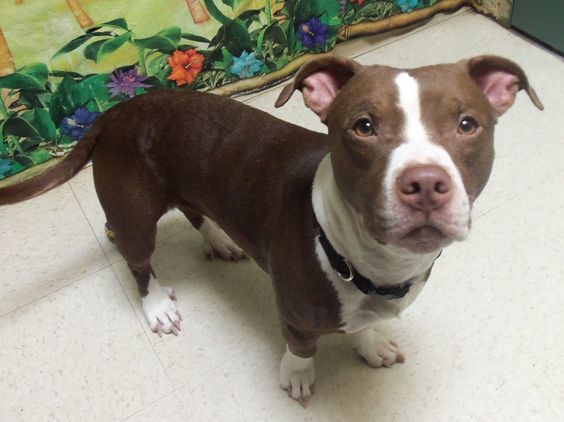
[60,107,100,140]
[230,51,263,78]
[297,17,329,49]
[396,0,418,13]
[107,68,151,98]
[0,159,11,178]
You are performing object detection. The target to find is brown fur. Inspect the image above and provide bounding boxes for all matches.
[0,55,542,360]
[1,89,343,356]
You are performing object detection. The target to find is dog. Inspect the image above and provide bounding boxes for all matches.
[0,54,542,406]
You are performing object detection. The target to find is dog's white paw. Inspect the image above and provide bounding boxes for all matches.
[200,217,247,261]
[142,277,182,336]
[352,328,405,368]
[279,347,315,408]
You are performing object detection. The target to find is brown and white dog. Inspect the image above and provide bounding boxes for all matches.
[0,55,542,406]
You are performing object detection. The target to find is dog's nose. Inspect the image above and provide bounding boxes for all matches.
[397,165,453,213]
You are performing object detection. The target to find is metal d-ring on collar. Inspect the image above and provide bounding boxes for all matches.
[336,258,354,282]
[317,226,415,299]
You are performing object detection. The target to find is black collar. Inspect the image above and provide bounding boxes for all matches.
[317,227,413,299]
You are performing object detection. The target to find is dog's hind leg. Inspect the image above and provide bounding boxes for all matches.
[96,170,182,336]
[178,205,247,261]
[110,207,182,336]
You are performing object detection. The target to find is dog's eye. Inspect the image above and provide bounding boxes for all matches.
[458,117,479,135]
[353,118,376,137]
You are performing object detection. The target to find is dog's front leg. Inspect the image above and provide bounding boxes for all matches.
[350,327,405,368]
[279,324,317,408]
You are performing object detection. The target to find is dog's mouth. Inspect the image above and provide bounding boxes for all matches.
[398,225,450,254]
[367,219,458,254]
[365,205,471,254]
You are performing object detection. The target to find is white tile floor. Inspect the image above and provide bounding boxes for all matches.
[1,8,563,422]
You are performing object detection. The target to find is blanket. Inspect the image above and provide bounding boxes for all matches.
[0,0,476,182]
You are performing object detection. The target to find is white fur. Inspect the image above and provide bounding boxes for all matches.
[395,72,427,144]
[199,217,246,260]
[351,327,405,368]
[279,346,315,403]
[382,72,470,241]
[142,275,181,335]
[312,156,437,334]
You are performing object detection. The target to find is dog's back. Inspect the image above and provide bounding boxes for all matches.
[91,89,329,268]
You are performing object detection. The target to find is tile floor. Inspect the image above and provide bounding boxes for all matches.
[1,8,563,422]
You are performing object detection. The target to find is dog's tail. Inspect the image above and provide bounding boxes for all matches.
[0,118,105,206]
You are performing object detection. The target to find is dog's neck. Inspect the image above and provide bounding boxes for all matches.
[312,155,439,286]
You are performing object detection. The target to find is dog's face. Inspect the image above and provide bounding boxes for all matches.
[276,55,542,254]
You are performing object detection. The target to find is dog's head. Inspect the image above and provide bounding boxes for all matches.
[276,55,543,254]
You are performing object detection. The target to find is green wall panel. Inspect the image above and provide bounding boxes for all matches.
[511,0,564,54]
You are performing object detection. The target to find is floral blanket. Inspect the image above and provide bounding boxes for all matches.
[0,0,473,182]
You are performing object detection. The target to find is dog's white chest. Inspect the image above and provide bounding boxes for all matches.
[314,239,430,334]
[336,278,426,333]
[311,155,440,334]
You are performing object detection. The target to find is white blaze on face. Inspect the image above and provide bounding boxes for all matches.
[395,72,429,144]
[382,72,470,240]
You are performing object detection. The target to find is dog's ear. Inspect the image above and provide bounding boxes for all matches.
[275,55,363,122]
[460,55,543,117]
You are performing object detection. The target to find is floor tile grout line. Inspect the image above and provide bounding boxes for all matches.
[50,176,179,391]
[66,171,204,388]
[93,219,259,393]
[106,261,179,389]
[1,176,113,317]
[0,262,112,319]
[117,389,189,422]
[474,169,561,221]
[171,389,193,419]
[68,179,114,266]
[107,250,269,402]
[171,333,267,393]
[474,193,523,221]
[65,177,165,360]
